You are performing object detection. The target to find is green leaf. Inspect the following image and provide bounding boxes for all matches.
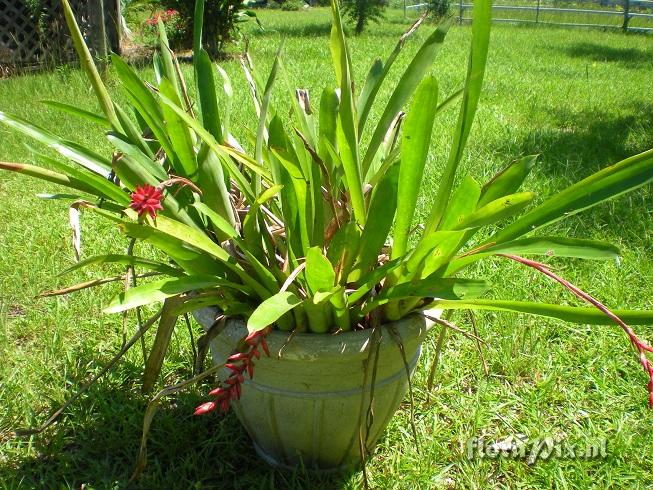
[194,200,279,294]
[392,76,438,259]
[59,254,182,277]
[348,258,402,303]
[159,78,198,178]
[29,150,129,205]
[247,291,302,332]
[305,247,335,294]
[110,54,176,162]
[438,175,481,231]
[444,237,621,276]
[362,20,451,177]
[484,236,620,259]
[107,134,168,181]
[455,192,535,230]
[61,0,119,128]
[431,299,653,325]
[193,0,205,54]
[318,87,339,170]
[382,277,489,301]
[354,164,399,277]
[478,155,538,207]
[194,49,223,143]
[327,221,361,284]
[142,297,180,393]
[0,111,112,177]
[114,104,155,159]
[216,65,233,138]
[104,275,239,313]
[0,161,99,197]
[123,210,268,298]
[157,19,181,99]
[404,230,461,277]
[357,15,429,134]
[425,0,492,232]
[156,91,267,203]
[490,148,653,244]
[41,101,109,127]
[256,44,283,174]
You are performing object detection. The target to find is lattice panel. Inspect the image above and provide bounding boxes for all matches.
[0,0,118,70]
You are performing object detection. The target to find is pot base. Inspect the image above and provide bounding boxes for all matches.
[251,440,358,474]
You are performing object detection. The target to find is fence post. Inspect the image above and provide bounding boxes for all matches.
[404,0,407,19]
[459,0,464,23]
[536,0,541,22]
[88,0,109,77]
[622,0,631,31]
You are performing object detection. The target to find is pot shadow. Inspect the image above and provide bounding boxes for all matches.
[1,358,357,489]
[562,41,653,69]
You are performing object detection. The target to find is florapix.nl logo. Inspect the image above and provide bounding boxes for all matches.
[465,435,608,464]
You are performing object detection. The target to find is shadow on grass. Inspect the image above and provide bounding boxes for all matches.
[490,102,653,243]
[0,363,357,489]
[562,42,653,68]
[505,103,653,180]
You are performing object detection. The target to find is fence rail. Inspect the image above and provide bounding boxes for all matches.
[404,0,653,32]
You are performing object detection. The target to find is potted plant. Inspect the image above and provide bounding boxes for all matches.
[3,0,653,478]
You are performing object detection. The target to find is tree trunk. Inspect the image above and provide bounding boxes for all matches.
[355,15,365,34]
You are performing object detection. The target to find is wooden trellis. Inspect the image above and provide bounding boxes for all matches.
[0,0,120,73]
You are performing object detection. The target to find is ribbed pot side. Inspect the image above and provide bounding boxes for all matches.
[193,308,438,472]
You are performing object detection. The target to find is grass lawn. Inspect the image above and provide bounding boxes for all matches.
[1,7,653,489]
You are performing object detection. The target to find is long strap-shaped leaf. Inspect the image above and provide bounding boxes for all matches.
[61,0,119,129]
[424,0,492,232]
[361,20,451,179]
[489,148,653,244]
[357,14,427,135]
[444,236,621,276]
[392,76,438,259]
[331,0,365,227]
[141,297,180,393]
[431,299,653,325]
[0,161,101,198]
[104,275,244,314]
[0,112,112,178]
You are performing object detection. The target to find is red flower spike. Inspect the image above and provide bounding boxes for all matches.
[228,352,248,362]
[209,387,227,397]
[197,327,272,415]
[194,401,216,416]
[260,338,270,357]
[225,363,240,373]
[130,184,164,219]
[251,347,260,360]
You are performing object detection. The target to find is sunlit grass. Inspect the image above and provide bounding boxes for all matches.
[1,7,652,488]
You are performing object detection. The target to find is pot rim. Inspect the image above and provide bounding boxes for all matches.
[193,307,442,361]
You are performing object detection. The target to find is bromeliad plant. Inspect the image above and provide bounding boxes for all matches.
[4,0,653,452]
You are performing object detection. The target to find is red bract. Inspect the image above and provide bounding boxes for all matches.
[195,327,272,416]
[194,401,216,416]
[130,184,164,219]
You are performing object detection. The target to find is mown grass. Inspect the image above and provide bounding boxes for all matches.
[1,7,653,489]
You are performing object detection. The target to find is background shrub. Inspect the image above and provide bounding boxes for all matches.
[341,0,387,33]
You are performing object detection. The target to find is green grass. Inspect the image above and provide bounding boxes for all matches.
[1,7,653,488]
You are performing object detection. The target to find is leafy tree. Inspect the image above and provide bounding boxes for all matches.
[341,0,386,34]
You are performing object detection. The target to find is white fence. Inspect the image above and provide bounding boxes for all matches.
[403,0,653,32]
